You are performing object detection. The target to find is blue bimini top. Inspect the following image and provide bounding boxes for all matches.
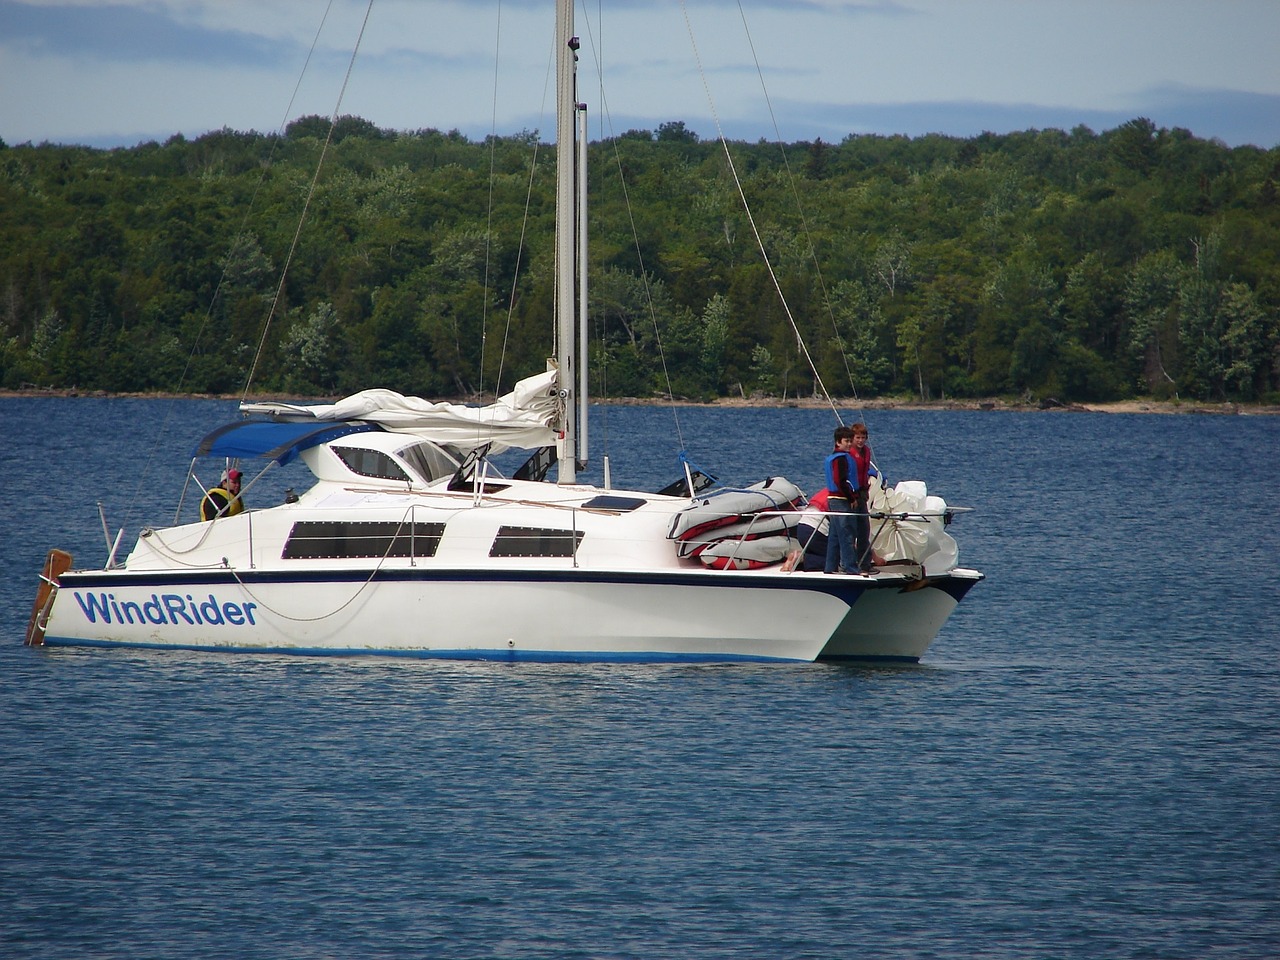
[192,420,379,466]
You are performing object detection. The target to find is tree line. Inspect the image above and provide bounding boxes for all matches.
[2,115,1278,403]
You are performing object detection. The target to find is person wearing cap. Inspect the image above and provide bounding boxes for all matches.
[201,468,245,521]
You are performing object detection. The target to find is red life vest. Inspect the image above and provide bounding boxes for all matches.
[849,444,873,490]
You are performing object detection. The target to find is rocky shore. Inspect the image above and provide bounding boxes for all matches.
[4,386,1276,416]
[615,394,1280,416]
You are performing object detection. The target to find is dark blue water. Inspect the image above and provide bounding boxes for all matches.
[3,398,1279,958]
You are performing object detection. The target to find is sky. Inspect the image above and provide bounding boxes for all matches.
[2,0,1278,151]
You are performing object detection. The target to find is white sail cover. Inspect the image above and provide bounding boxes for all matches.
[868,479,960,575]
[241,369,560,454]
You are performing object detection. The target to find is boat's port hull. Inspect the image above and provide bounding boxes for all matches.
[40,567,981,664]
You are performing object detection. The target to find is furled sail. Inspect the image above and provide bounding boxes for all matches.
[241,369,560,454]
[868,479,959,575]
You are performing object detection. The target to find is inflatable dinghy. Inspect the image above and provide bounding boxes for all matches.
[668,477,804,569]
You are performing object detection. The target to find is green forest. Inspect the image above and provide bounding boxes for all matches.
[2,115,1278,403]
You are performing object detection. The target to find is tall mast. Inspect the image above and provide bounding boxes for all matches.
[555,0,578,483]
[577,99,589,463]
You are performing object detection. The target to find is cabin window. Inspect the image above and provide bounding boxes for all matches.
[397,441,460,483]
[489,526,583,558]
[331,446,411,482]
[283,521,445,560]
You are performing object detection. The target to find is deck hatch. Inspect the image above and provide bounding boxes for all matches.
[489,526,584,558]
[581,495,647,512]
[283,521,446,560]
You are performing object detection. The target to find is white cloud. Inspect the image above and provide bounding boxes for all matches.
[2,0,1277,147]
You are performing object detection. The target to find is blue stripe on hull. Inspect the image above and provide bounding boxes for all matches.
[38,635,805,664]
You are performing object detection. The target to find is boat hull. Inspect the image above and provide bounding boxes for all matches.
[40,567,981,663]
[816,573,980,661]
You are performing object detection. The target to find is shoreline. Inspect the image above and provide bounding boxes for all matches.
[619,395,1279,416]
[3,387,1275,416]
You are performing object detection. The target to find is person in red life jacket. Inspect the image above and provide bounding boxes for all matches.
[847,423,877,573]
[784,488,830,572]
[823,426,859,574]
[201,468,245,521]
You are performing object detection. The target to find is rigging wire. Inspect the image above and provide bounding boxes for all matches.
[477,4,554,456]
[223,504,448,623]
[499,20,558,399]
[575,7,688,455]
[123,1,339,539]
[588,0,611,465]
[676,0,845,425]
[189,0,342,408]
[730,0,863,424]
[241,0,376,403]
[478,0,504,407]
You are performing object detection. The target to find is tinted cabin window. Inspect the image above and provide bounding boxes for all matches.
[331,446,410,482]
[489,526,584,558]
[283,521,445,559]
[398,442,459,483]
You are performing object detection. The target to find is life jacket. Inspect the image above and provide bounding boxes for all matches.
[201,487,244,522]
[825,451,855,498]
[848,444,873,490]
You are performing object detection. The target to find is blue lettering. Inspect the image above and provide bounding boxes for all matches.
[75,591,254,628]
[74,592,112,623]
[143,595,166,625]
[162,594,194,625]
[199,595,225,625]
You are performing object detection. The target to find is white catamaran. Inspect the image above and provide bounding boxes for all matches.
[25,0,981,663]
